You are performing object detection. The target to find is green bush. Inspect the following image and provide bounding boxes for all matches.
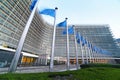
[80,63,120,68]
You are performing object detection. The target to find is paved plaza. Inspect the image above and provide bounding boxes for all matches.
[0,64,79,74]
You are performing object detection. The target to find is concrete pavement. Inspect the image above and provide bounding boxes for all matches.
[0,64,80,74]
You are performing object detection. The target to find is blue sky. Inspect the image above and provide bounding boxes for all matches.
[37,0,120,38]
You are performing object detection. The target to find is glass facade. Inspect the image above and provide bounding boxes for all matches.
[0,0,52,54]
[0,0,53,66]
[54,25,120,58]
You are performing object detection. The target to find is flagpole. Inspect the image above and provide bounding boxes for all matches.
[9,0,40,72]
[96,52,98,63]
[84,44,88,64]
[87,42,92,63]
[93,50,96,63]
[73,26,79,69]
[84,42,89,64]
[50,7,58,72]
[91,47,95,63]
[90,44,95,63]
[91,44,94,63]
[79,32,85,64]
[65,18,70,70]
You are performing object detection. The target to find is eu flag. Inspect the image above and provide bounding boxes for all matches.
[40,9,55,18]
[77,39,80,44]
[76,32,79,40]
[94,46,98,53]
[57,20,67,27]
[88,42,91,49]
[81,38,87,46]
[92,46,95,52]
[30,0,38,11]
[93,46,98,53]
[76,32,81,44]
[63,26,74,34]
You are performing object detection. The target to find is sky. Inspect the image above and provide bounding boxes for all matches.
[37,0,120,38]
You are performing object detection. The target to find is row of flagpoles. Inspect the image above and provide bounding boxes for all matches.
[8,0,111,72]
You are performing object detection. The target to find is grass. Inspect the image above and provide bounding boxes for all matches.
[0,64,120,80]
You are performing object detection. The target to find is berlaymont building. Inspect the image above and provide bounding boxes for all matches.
[0,0,120,69]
